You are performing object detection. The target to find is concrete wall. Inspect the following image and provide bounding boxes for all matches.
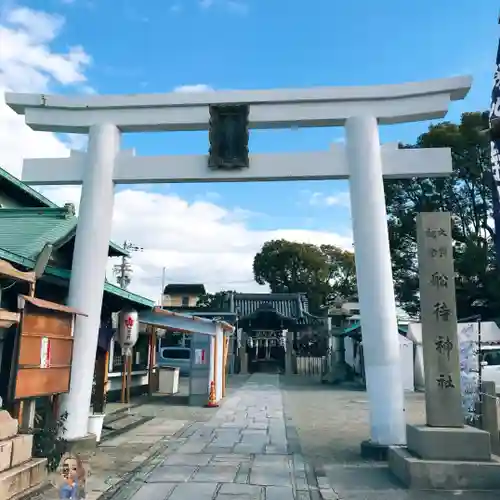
[345,334,414,391]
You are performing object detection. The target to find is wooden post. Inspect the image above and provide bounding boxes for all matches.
[147,326,156,396]
[52,394,60,420]
[120,353,126,404]
[93,349,107,414]
[20,399,36,431]
[126,353,132,404]
[152,328,158,392]
[14,401,24,426]
[104,350,109,404]
[222,335,229,397]
[213,333,218,399]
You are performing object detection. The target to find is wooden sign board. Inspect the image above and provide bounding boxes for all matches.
[9,296,84,400]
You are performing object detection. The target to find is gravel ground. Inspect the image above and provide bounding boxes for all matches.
[280,375,499,499]
[280,375,426,467]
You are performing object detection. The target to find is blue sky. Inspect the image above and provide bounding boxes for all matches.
[16,0,500,236]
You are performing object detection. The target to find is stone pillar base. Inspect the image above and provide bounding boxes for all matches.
[388,423,500,490]
[321,362,349,385]
[239,352,248,375]
[406,424,491,461]
[360,439,388,461]
[389,447,500,490]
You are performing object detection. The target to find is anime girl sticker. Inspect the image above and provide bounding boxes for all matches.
[55,452,87,499]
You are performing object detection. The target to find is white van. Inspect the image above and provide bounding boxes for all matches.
[480,345,500,394]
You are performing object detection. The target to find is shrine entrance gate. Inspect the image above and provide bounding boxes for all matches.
[6,75,471,447]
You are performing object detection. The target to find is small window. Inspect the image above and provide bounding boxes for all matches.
[181,296,190,307]
[162,348,190,360]
[482,350,500,366]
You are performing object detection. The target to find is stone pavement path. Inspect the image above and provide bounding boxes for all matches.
[125,374,327,500]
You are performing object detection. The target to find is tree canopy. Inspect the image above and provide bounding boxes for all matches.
[197,290,234,310]
[252,239,356,313]
[385,111,500,319]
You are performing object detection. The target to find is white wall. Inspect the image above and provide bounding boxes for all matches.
[407,321,500,391]
[106,371,149,393]
[344,334,414,391]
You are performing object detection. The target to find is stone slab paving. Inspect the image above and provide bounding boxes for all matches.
[127,374,319,500]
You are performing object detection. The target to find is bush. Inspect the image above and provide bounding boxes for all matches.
[29,400,68,472]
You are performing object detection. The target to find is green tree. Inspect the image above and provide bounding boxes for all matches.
[385,111,500,318]
[252,239,356,313]
[197,291,233,310]
[320,244,357,301]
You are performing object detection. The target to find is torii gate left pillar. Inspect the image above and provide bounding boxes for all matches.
[6,76,471,447]
[61,123,119,439]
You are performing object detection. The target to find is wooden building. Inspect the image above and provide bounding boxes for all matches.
[0,166,155,407]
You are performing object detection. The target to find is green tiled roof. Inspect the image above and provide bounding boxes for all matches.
[0,167,127,257]
[0,246,154,308]
[0,207,75,259]
[0,171,152,308]
[0,165,58,208]
[0,206,127,258]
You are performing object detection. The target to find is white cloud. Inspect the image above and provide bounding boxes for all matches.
[198,0,248,14]
[0,5,92,178]
[41,186,353,301]
[0,4,352,304]
[173,84,214,93]
[308,191,351,208]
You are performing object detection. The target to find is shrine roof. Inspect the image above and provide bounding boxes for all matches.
[164,283,206,295]
[232,293,304,319]
[0,206,127,259]
[0,167,128,257]
[231,292,325,325]
[0,165,57,208]
[0,243,154,309]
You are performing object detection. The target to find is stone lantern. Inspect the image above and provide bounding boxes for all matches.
[322,297,351,384]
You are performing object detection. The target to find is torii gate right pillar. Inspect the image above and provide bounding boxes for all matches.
[346,115,406,450]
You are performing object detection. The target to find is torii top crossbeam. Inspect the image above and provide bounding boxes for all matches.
[6,76,471,133]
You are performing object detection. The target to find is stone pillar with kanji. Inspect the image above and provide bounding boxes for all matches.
[388,212,498,491]
[416,212,462,428]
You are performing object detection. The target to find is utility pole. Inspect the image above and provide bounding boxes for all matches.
[160,266,166,307]
[113,240,143,289]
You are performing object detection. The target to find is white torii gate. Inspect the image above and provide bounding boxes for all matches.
[6,75,472,447]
